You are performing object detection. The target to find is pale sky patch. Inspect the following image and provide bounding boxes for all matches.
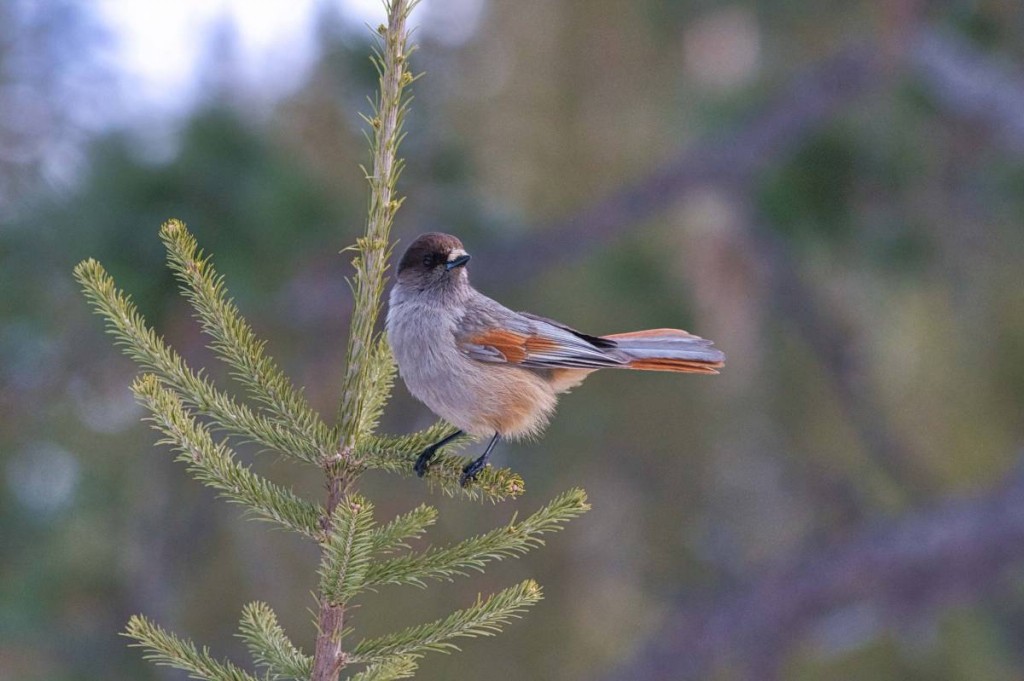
[90,0,471,120]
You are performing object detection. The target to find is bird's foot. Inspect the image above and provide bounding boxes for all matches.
[459,433,500,487]
[413,429,465,478]
[460,457,488,487]
[414,447,437,478]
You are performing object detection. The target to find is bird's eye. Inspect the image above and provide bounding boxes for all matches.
[422,255,433,267]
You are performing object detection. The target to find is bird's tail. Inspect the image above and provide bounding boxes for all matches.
[603,328,725,374]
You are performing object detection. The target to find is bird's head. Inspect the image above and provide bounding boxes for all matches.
[396,232,471,291]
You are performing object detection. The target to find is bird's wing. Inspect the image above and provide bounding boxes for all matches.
[456,310,624,370]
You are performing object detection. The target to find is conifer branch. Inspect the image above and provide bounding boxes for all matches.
[344,655,418,681]
[238,602,313,680]
[365,421,454,460]
[73,259,326,463]
[362,489,589,590]
[355,337,398,442]
[319,495,378,605]
[160,219,335,462]
[369,448,526,502]
[368,504,437,555]
[350,580,543,662]
[335,0,419,449]
[124,615,260,681]
[361,426,526,502]
[132,374,324,539]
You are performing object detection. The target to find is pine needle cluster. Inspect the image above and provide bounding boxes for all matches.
[73,2,589,680]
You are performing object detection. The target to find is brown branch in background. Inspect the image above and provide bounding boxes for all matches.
[477,45,881,285]
[301,47,877,335]
[912,28,1024,150]
[478,28,1024,286]
[606,458,1024,681]
[745,223,935,501]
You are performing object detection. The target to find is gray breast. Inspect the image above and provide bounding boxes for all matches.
[386,289,470,420]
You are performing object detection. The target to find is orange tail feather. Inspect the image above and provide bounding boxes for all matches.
[627,358,722,374]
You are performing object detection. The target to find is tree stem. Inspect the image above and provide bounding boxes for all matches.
[335,0,414,445]
[312,600,346,681]
[314,2,414,677]
[312,462,349,681]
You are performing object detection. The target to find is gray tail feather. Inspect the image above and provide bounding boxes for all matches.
[603,329,725,373]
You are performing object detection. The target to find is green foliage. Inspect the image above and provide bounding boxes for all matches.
[73,258,329,464]
[362,488,589,590]
[345,656,418,681]
[238,602,313,680]
[758,128,857,244]
[319,495,378,605]
[124,615,260,681]
[351,580,544,662]
[369,504,438,555]
[160,219,336,462]
[75,2,588,680]
[354,337,398,442]
[131,374,324,540]
[335,0,427,449]
[78,220,567,680]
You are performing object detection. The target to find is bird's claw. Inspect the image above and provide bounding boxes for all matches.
[413,430,465,479]
[414,447,436,478]
[459,459,487,487]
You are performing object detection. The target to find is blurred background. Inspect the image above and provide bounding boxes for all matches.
[3,1,1024,679]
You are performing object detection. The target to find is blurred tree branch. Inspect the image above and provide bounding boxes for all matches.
[480,27,1024,284]
[744,218,934,502]
[606,457,1024,680]
[912,28,1024,150]
[477,45,881,284]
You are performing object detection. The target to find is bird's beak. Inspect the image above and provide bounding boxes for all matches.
[446,250,471,271]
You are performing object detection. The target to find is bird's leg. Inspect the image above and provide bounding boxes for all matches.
[460,432,501,487]
[414,429,465,477]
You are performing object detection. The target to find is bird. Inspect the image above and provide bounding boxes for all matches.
[386,232,725,486]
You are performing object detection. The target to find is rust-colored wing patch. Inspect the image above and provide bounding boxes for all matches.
[524,335,561,352]
[463,329,530,363]
[463,329,565,364]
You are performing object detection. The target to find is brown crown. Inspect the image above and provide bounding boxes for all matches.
[397,232,466,273]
